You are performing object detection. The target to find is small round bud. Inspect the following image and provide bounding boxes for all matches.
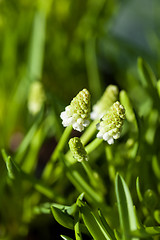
[69,137,88,162]
[144,189,158,210]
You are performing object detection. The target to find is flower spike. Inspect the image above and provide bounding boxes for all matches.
[28,81,46,115]
[60,89,91,132]
[91,85,119,120]
[69,137,88,162]
[96,101,125,144]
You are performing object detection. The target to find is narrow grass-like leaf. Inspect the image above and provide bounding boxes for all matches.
[2,150,56,199]
[130,226,160,238]
[51,206,74,230]
[78,199,113,240]
[115,173,139,240]
[74,211,82,240]
[59,153,104,205]
[138,57,157,88]
[136,177,143,202]
[98,209,116,240]
[61,235,73,240]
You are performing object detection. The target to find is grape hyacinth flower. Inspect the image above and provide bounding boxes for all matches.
[96,101,125,144]
[91,85,119,120]
[69,137,88,162]
[28,81,46,115]
[60,89,91,132]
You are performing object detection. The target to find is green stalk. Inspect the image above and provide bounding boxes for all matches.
[81,161,98,189]
[80,120,98,145]
[85,138,103,154]
[42,125,72,180]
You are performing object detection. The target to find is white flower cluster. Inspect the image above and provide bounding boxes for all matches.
[96,101,125,144]
[60,89,90,132]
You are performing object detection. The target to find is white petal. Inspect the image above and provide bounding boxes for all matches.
[103,132,110,141]
[73,122,84,132]
[107,137,114,145]
[77,118,83,124]
[113,132,120,139]
[83,120,90,127]
[97,132,103,139]
[60,111,67,120]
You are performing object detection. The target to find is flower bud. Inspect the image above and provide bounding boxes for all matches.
[91,85,119,120]
[69,137,88,162]
[60,89,91,132]
[96,101,125,144]
[28,81,45,115]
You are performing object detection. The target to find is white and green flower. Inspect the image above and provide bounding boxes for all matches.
[96,101,125,144]
[91,85,119,120]
[60,89,91,132]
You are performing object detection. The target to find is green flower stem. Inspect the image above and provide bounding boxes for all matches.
[42,125,72,180]
[85,138,103,155]
[60,153,104,205]
[105,146,115,182]
[80,120,98,145]
[81,161,98,189]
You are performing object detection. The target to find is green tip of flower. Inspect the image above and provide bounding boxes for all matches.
[60,89,91,132]
[69,137,88,162]
[91,85,119,120]
[97,101,125,144]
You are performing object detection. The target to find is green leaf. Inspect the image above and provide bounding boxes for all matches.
[51,203,77,216]
[130,226,160,238]
[2,149,21,180]
[78,199,113,240]
[74,211,83,240]
[138,57,157,88]
[51,206,74,230]
[98,209,116,240]
[136,177,143,202]
[115,173,139,240]
[61,235,74,240]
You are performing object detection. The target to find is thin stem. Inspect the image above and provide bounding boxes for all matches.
[80,120,98,145]
[42,125,72,181]
[81,161,98,189]
[85,138,103,154]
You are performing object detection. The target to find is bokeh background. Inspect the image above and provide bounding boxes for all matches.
[1,0,160,239]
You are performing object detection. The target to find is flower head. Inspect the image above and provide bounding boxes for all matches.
[96,101,125,144]
[60,89,91,132]
[28,81,45,115]
[91,85,119,120]
[69,137,88,162]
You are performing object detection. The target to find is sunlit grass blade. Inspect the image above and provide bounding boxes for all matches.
[61,235,74,240]
[115,173,139,240]
[74,211,82,240]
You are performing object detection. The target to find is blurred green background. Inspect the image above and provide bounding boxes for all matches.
[1,0,160,151]
[1,0,160,239]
